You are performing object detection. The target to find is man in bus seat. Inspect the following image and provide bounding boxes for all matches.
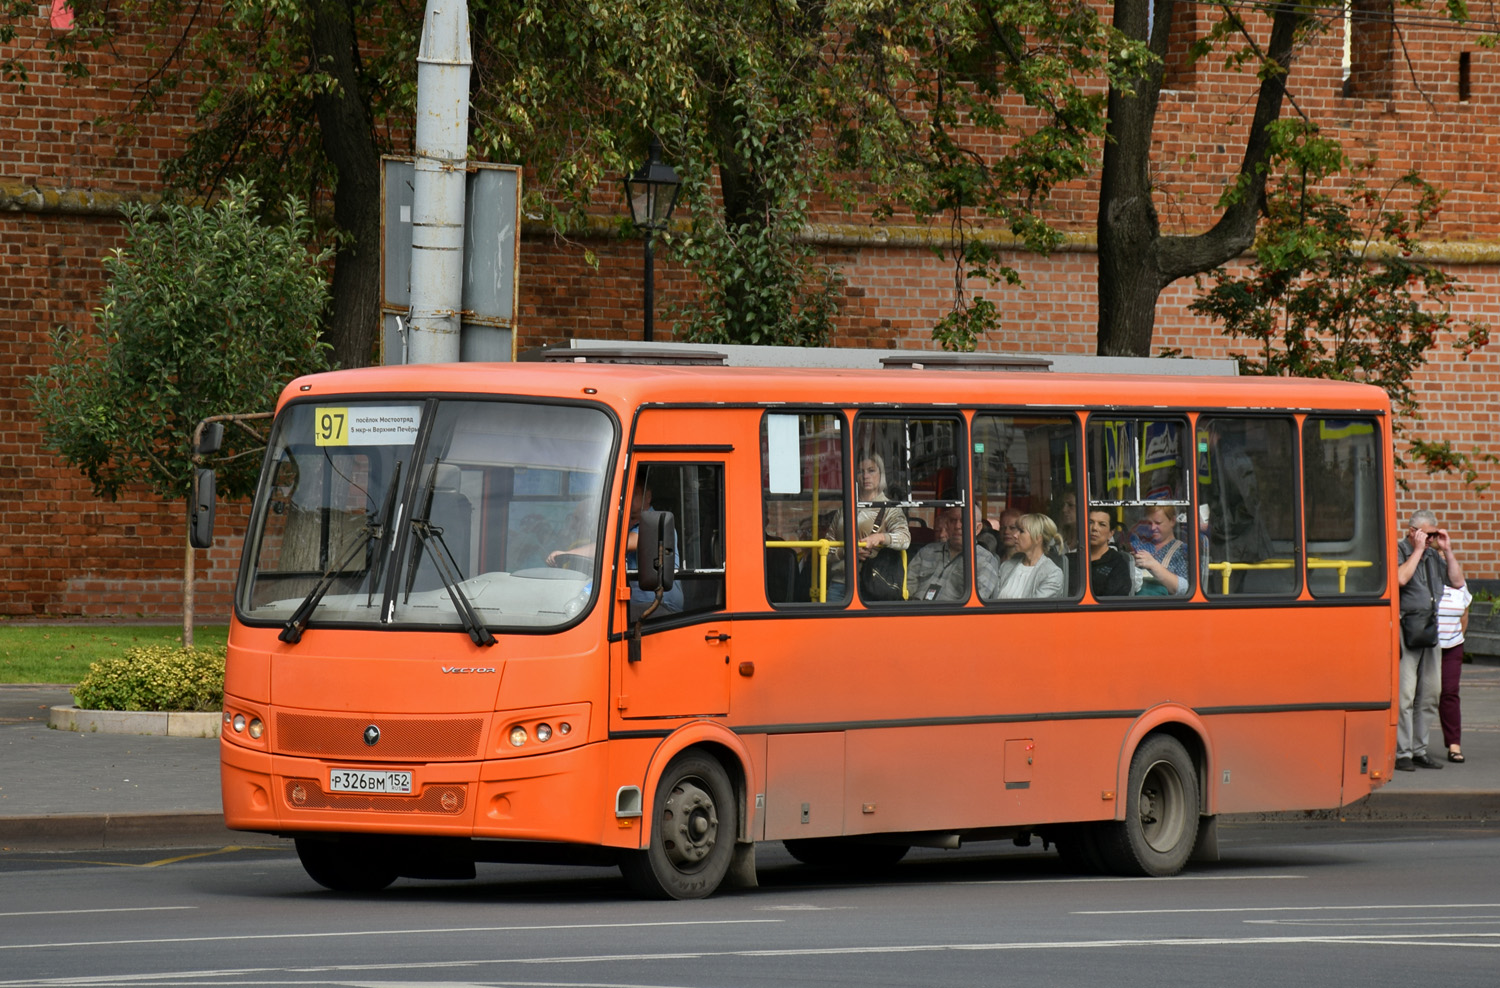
[1069,506,1133,598]
[1395,509,1463,771]
[906,504,999,602]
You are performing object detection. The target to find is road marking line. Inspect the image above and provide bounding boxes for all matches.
[0,919,782,952]
[961,873,1305,886]
[0,906,194,919]
[1077,902,1500,915]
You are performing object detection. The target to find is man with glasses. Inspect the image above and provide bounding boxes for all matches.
[1395,510,1464,771]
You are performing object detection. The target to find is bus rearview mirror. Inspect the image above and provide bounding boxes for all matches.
[636,508,675,592]
[190,468,217,549]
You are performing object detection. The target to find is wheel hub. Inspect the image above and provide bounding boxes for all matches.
[661,780,719,867]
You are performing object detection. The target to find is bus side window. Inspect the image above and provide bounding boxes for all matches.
[973,412,1079,603]
[1197,416,1298,597]
[630,463,725,620]
[1303,418,1385,596]
[1086,417,1194,600]
[761,412,848,606]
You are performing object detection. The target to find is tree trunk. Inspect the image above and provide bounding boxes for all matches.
[182,516,195,649]
[311,1,384,369]
[1097,0,1303,357]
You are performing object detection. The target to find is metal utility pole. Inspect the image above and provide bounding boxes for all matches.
[406,0,472,365]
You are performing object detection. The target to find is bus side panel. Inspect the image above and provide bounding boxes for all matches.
[841,721,1126,835]
[763,732,846,840]
[1203,711,1345,813]
[225,639,270,705]
[1342,707,1394,804]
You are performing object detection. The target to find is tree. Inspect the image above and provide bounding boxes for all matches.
[29,179,333,644]
[10,1,1140,355]
[1094,0,1480,358]
[1097,0,1304,357]
[1188,124,1492,482]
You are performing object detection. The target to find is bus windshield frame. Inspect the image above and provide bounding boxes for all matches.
[236,396,618,635]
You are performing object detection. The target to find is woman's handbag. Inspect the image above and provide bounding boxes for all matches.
[858,508,907,601]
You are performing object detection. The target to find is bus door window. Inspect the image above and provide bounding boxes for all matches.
[1086,417,1193,598]
[855,415,963,604]
[1196,416,1299,596]
[972,413,1079,601]
[761,412,848,606]
[1303,418,1386,596]
[628,463,725,621]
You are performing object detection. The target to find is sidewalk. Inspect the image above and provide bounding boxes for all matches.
[2,664,1498,851]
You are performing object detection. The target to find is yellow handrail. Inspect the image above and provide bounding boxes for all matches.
[1206,557,1374,594]
[765,540,910,602]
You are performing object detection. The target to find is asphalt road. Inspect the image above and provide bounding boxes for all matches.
[1,821,1497,987]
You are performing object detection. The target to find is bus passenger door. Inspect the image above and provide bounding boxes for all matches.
[615,461,731,720]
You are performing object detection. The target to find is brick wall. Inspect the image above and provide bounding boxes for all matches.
[3,3,1498,619]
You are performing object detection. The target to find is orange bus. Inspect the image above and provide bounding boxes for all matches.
[209,354,1397,898]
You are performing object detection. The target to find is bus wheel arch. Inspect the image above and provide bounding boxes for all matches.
[1114,707,1213,820]
[1097,731,1202,877]
[637,727,755,846]
[621,745,741,899]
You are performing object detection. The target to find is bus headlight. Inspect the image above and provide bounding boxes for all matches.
[509,726,528,747]
[247,718,264,739]
[232,713,246,733]
[535,723,552,743]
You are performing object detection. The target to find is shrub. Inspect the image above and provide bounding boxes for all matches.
[72,645,226,712]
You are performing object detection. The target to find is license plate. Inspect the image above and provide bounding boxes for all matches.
[328,769,412,795]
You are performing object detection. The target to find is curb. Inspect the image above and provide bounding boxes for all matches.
[1223,789,1500,824]
[47,705,221,738]
[0,812,283,851]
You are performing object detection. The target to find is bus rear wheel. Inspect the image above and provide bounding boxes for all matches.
[295,836,399,892]
[621,752,736,900]
[1097,734,1200,877]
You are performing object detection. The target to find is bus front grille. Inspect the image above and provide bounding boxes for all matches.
[283,779,468,814]
[275,712,485,760]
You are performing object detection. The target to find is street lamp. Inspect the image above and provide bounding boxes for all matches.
[624,137,681,342]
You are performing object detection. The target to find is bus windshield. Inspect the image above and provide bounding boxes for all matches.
[238,398,615,633]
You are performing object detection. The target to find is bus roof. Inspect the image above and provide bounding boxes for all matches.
[280,361,1391,415]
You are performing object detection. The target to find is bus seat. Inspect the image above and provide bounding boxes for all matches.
[766,546,799,604]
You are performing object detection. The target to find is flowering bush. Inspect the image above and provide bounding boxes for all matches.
[72,645,225,712]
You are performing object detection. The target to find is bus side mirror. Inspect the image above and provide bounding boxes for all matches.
[636,508,676,592]
[190,468,217,549]
[195,421,224,456]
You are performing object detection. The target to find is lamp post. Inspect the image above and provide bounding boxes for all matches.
[624,137,682,342]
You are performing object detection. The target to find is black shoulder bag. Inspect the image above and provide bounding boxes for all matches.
[859,508,907,601]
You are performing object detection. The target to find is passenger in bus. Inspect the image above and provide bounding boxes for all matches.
[826,453,910,598]
[1069,507,1134,597]
[995,506,1022,560]
[1130,505,1189,596]
[906,504,998,602]
[993,513,1067,599]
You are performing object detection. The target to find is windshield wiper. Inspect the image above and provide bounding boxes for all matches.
[366,461,404,608]
[280,463,403,645]
[409,518,496,647]
[278,524,379,644]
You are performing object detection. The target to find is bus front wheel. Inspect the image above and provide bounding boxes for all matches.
[621,752,736,900]
[1098,734,1200,877]
[295,836,399,893]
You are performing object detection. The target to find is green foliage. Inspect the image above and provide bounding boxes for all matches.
[12,1,1135,353]
[1189,121,1492,482]
[72,644,226,712]
[0,624,229,684]
[29,179,332,503]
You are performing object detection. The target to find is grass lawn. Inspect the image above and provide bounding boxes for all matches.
[0,624,229,684]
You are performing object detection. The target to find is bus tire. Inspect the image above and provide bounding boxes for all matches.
[621,752,736,900]
[783,838,909,870]
[295,837,398,892]
[1097,734,1200,877]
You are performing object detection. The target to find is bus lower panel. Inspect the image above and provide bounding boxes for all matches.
[220,737,622,846]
